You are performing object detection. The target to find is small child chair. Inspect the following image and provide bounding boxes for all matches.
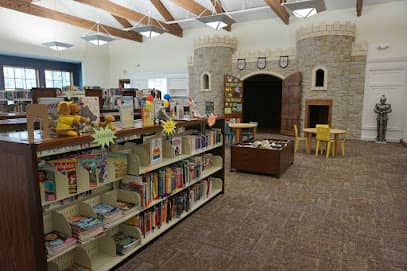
[337,129,349,157]
[294,124,308,153]
[315,124,335,158]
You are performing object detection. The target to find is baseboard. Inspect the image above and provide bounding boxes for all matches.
[401,139,407,148]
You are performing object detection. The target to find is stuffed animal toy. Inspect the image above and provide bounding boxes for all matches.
[56,101,89,136]
[99,114,116,131]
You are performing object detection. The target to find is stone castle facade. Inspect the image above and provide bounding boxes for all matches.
[188,22,367,139]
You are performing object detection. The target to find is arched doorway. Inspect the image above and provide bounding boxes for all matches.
[243,74,283,132]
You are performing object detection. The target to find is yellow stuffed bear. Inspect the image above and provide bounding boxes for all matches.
[56,101,89,136]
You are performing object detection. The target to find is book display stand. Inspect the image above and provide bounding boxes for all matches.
[0,118,225,271]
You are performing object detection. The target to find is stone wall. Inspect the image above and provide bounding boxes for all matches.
[188,36,236,115]
[296,22,367,139]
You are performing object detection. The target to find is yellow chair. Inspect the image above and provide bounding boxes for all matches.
[337,129,349,157]
[315,125,335,158]
[294,124,309,153]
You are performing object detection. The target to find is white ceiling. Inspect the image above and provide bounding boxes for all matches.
[34,0,406,31]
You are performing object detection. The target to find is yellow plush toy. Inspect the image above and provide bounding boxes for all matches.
[99,114,116,131]
[56,101,89,136]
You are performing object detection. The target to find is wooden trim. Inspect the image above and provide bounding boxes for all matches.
[264,0,289,25]
[210,0,232,31]
[0,142,46,271]
[0,0,142,42]
[304,99,333,128]
[150,0,183,35]
[356,0,363,17]
[401,139,407,148]
[74,0,182,38]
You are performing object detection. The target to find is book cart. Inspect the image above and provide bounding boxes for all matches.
[0,117,225,271]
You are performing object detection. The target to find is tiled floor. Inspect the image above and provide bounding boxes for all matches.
[118,140,407,271]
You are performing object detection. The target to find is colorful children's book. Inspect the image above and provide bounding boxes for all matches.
[79,96,100,124]
[171,137,182,156]
[38,169,56,202]
[150,138,162,163]
[49,159,77,194]
[77,154,99,188]
[108,152,128,179]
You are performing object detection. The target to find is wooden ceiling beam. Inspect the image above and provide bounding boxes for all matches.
[73,0,182,38]
[170,0,212,17]
[264,0,289,25]
[356,0,363,17]
[0,0,142,42]
[112,15,133,29]
[150,0,183,35]
[210,0,231,31]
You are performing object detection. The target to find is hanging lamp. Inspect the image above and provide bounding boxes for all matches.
[81,23,115,46]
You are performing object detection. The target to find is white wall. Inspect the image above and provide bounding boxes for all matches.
[0,7,110,87]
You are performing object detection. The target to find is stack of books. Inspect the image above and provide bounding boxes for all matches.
[116,200,136,214]
[112,232,140,255]
[68,216,104,243]
[94,203,123,227]
[45,231,76,257]
[64,264,91,271]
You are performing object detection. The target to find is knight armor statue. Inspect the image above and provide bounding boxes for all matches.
[374,95,392,143]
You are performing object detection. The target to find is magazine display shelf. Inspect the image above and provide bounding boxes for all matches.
[0,117,225,271]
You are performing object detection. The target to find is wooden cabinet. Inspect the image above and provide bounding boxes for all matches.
[230,139,294,178]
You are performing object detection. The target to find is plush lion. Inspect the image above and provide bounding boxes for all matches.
[99,114,116,131]
[56,101,89,136]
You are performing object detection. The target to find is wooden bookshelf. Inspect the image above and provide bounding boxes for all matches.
[0,117,225,271]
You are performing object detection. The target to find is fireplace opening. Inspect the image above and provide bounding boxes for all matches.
[305,99,333,128]
[309,105,329,128]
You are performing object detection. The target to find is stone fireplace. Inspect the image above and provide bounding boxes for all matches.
[305,99,333,128]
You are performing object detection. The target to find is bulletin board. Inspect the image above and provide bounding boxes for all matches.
[224,75,243,121]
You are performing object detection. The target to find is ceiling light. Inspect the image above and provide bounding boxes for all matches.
[81,33,115,46]
[42,41,73,51]
[81,23,115,46]
[197,14,235,30]
[133,25,166,39]
[283,0,326,18]
[293,8,317,18]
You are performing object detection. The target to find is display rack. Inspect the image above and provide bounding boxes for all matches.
[0,117,225,271]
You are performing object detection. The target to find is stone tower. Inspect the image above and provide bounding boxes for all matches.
[188,36,237,115]
[296,22,367,138]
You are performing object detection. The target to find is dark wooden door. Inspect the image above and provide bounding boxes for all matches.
[281,72,302,136]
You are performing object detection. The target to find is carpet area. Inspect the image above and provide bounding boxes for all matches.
[118,140,407,271]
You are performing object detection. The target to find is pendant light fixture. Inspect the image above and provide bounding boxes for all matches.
[81,22,115,46]
[42,0,74,51]
[42,41,74,52]
[196,0,235,30]
[131,13,166,39]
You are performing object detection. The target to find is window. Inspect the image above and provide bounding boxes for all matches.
[148,78,167,94]
[201,72,211,91]
[3,66,38,90]
[45,70,73,88]
[312,66,328,90]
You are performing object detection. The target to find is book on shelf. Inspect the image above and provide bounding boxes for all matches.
[94,203,123,226]
[120,101,134,129]
[68,216,104,243]
[45,231,76,257]
[76,154,99,188]
[116,200,136,214]
[48,159,78,194]
[171,136,182,156]
[38,168,56,202]
[150,137,162,164]
[78,96,100,125]
[112,231,141,255]
[108,152,128,179]
[120,155,205,208]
